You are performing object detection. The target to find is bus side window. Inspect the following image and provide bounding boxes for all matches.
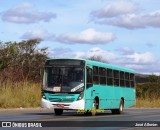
[107,69,113,86]
[86,67,93,88]
[93,66,99,84]
[125,72,130,87]
[113,70,120,86]
[130,73,135,88]
[99,67,106,85]
[120,71,125,87]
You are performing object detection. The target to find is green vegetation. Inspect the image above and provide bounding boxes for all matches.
[0,39,47,108]
[0,39,47,82]
[136,75,160,108]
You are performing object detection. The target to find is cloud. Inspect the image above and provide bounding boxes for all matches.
[126,52,155,64]
[49,47,73,58]
[75,47,116,61]
[111,51,155,67]
[113,51,158,73]
[1,2,56,24]
[110,11,160,29]
[125,63,160,74]
[146,43,155,47]
[56,28,116,44]
[90,1,160,29]
[116,47,135,55]
[73,47,158,73]
[75,48,155,66]
[90,0,138,18]
[21,29,55,40]
[21,28,116,44]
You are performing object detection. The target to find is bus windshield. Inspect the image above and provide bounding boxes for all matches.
[43,67,84,93]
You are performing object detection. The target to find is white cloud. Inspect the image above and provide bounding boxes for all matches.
[21,28,116,44]
[90,1,160,29]
[21,29,55,40]
[125,63,160,74]
[48,48,73,58]
[1,2,56,24]
[74,47,158,73]
[126,52,155,64]
[110,11,160,29]
[56,28,116,44]
[117,47,135,55]
[90,0,138,18]
[113,51,158,73]
[20,28,116,44]
[75,47,116,61]
[113,52,155,66]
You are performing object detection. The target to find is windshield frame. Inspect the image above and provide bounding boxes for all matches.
[43,66,85,93]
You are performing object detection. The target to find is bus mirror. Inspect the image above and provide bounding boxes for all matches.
[40,66,42,76]
[40,65,44,80]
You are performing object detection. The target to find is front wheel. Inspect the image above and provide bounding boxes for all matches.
[111,99,124,114]
[91,99,99,116]
[54,109,63,115]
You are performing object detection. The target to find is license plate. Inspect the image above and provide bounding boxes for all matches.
[56,104,64,107]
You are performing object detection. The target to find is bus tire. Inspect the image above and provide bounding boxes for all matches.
[54,109,63,115]
[91,99,99,116]
[111,99,124,114]
[84,110,90,116]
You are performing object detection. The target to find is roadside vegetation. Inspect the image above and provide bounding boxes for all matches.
[136,75,160,108]
[0,40,160,108]
[1,80,160,108]
[0,39,47,108]
[0,81,41,108]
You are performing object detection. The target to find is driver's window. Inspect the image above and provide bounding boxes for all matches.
[86,67,93,88]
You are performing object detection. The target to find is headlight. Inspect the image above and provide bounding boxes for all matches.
[77,92,84,100]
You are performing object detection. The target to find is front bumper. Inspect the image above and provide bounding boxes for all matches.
[41,98,85,110]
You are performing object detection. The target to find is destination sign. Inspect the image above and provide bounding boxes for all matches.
[46,59,85,66]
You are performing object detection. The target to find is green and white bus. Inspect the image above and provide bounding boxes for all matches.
[41,58,136,115]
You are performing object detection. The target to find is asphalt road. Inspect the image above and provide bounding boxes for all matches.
[0,108,160,130]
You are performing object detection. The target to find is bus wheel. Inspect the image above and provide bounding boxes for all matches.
[111,99,124,114]
[91,99,99,116]
[84,110,90,116]
[54,109,63,115]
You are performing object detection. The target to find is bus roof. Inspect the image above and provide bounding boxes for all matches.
[46,58,135,73]
[85,59,134,73]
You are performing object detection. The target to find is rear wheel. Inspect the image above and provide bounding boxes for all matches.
[111,99,124,114]
[54,109,63,115]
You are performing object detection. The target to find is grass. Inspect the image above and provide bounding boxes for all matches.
[0,81,41,108]
[135,98,160,108]
[136,83,160,108]
[0,81,160,108]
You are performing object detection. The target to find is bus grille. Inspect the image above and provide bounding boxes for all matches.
[49,98,75,102]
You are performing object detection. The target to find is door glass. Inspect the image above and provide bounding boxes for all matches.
[86,67,93,88]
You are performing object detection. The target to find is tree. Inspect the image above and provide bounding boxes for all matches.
[148,74,159,83]
[87,55,108,63]
[0,39,48,83]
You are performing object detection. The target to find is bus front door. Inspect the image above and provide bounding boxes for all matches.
[85,66,94,110]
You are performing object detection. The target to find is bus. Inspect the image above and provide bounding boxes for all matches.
[41,58,136,116]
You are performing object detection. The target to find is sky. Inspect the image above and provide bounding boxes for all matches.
[0,0,160,74]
